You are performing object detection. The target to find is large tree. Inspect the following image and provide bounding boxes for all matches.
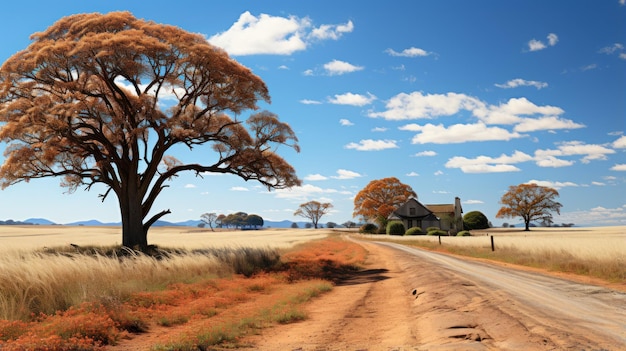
[0,12,300,249]
[294,201,333,229]
[496,183,562,231]
[200,213,218,231]
[353,177,416,228]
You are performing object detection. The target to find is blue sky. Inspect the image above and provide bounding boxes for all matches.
[0,1,625,226]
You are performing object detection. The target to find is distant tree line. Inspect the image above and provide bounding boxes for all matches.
[0,219,34,226]
[199,212,264,230]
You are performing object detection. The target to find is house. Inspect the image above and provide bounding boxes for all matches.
[388,197,463,233]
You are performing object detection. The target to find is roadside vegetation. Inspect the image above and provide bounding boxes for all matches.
[0,236,367,350]
[365,231,625,284]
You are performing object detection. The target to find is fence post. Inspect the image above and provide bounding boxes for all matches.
[490,235,495,251]
[438,235,441,245]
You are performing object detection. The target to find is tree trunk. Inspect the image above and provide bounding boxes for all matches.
[119,186,148,249]
[524,220,530,231]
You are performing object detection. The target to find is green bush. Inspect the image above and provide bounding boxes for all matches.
[427,229,447,236]
[457,230,471,237]
[386,221,405,235]
[405,227,423,236]
[359,223,378,234]
[426,226,440,233]
[463,211,489,230]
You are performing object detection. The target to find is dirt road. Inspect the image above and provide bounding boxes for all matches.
[249,238,626,350]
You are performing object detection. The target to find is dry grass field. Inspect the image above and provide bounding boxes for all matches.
[0,225,330,251]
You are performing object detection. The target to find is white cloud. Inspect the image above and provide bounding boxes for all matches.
[621,0,625,6]
[208,12,309,55]
[331,169,363,179]
[535,141,615,164]
[406,171,420,177]
[278,65,289,70]
[514,116,585,132]
[310,20,354,40]
[401,122,524,144]
[445,150,532,173]
[300,99,322,104]
[303,69,314,76]
[369,92,484,120]
[527,33,558,52]
[273,184,337,200]
[476,97,565,125]
[599,43,624,54]
[230,186,249,191]
[592,181,606,186]
[613,135,626,148]
[304,174,328,181]
[323,59,364,75]
[611,164,626,171]
[464,199,484,204]
[413,150,437,157]
[372,127,387,132]
[535,156,575,168]
[385,47,432,57]
[328,92,376,106]
[555,205,626,226]
[184,184,197,188]
[526,179,578,189]
[495,78,548,89]
[345,139,399,151]
[434,170,444,176]
[339,119,354,126]
[581,64,598,71]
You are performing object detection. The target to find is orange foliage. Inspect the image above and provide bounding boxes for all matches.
[353,177,416,225]
[0,238,367,350]
[496,183,562,231]
[0,11,301,247]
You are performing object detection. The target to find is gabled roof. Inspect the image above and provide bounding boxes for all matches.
[426,204,455,214]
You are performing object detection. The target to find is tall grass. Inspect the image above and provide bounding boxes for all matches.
[0,246,280,321]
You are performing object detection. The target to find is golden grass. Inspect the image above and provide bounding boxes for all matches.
[0,232,366,351]
[365,226,626,283]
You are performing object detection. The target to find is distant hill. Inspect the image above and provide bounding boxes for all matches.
[20,217,320,228]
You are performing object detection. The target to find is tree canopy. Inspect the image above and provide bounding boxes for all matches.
[353,177,416,227]
[294,200,333,229]
[463,211,489,230]
[496,183,562,231]
[0,12,300,248]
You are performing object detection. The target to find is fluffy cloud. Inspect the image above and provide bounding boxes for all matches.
[339,119,354,126]
[611,164,626,171]
[406,171,420,177]
[331,169,363,179]
[385,47,432,57]
[273,184,338,200]
[345,139,399,151]
[323,60,364,75]
[208,12,352,56]
[514,116,585,132]
[369,92,484,120]
[400,123,524,144]
[304,174,328,181]
[328,92,376,106]
[527,33,558,52]
[413,150,437,157]
[476,97,565,125]
[300,99,322,105]
[535,141,615,164]
[230,186,249,191]
[613,135,626,148]
[495,78,548,89]
[445,151,532,173]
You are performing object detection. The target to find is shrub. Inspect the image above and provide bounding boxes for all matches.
[359,223,378,234]
[426,226,440,233]
[457,230,471,237]
[405,227,423,236]
[427,229,447,236]
[463,211,490,230]
[386,221,405,235]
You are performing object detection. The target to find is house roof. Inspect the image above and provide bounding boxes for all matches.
[426,204,455,214]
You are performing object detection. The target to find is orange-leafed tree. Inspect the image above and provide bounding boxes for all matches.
[496,183,562,231]
[294,201,333,229]
[0,12,300,249]
[353,177,416,228]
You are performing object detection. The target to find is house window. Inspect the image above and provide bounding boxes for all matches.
[408,220,413,228]
[409,207,416,215]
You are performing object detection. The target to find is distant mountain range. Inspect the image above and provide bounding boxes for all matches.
[7,218,317,229]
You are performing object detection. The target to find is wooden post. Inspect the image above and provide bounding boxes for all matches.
[490,235,495,251]
[438,235,441,245]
